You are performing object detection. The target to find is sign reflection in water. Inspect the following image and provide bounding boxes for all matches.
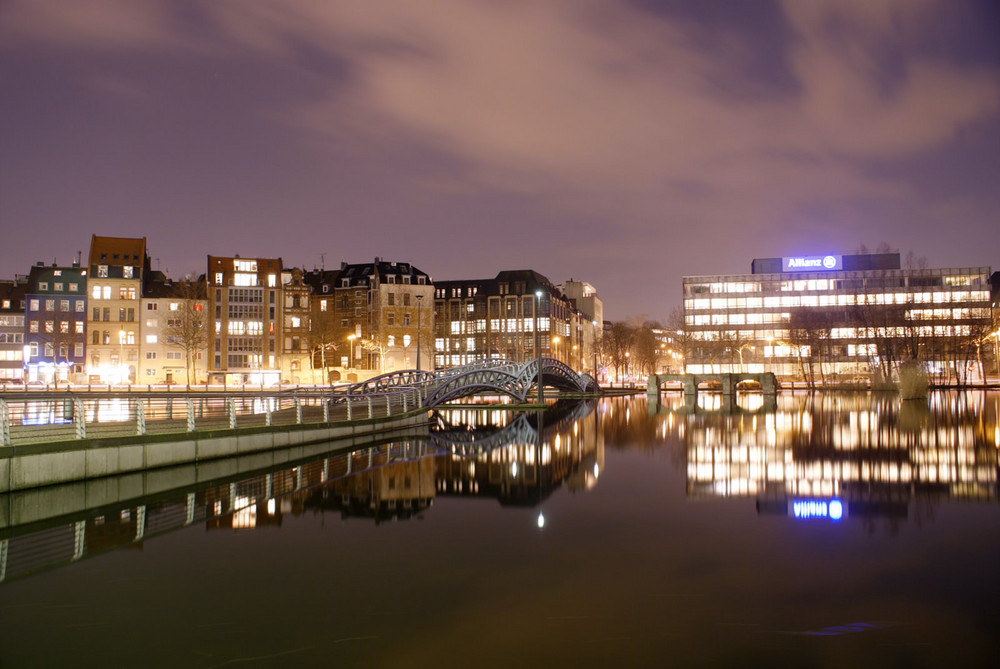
[676,391,1000,526]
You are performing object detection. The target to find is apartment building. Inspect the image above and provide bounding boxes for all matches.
[86,236,148,384]
[0,277,28,383]
[25,261,88,384]
[433,270,585,370]
[206,255,283,385]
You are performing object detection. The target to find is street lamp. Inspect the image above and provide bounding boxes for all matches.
[347,334,357,370]
[416,294,423,371]
[535,289,543,404]
[552,336,560,363]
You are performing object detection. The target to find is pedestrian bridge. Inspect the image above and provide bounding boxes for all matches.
[647,372,778,398]
[333,358,600,408]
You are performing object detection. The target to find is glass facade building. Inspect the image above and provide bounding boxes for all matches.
[682,253,993,381]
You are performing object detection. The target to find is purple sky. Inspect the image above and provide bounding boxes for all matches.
[2,0,998,320]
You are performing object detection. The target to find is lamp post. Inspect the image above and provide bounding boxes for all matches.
[535,289,543,405]
[592,320,599,379]
[347,334,356,370]
[552,336,560,364]
[416,294,423,371]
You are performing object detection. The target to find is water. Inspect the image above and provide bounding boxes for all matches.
[1,393,998,667]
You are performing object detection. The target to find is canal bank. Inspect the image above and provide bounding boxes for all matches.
[1,410,430,493]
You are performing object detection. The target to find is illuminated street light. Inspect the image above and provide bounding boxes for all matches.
[416,294,424,371]
[347,334,357,370]
[535,289,543,404]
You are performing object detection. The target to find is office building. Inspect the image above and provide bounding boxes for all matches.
[682,252,993,381]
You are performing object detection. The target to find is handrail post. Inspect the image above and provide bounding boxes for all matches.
[346,396,353,420]
[402,391,408,412]
[74,398,86,440]
[0,399,10,448]
[295,398,302,424]
[367,396,373,419]
[135,397,146,436]
[227,398,236,429]
[323,399,330,422]
[386,395,391,417]
[265,397,272,427]
[186,398,195,432]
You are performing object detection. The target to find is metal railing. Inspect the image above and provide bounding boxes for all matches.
[0,387,426,448]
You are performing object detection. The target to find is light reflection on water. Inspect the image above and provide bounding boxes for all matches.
[0,392,998,667]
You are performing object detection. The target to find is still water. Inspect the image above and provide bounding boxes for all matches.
[1,393,998,668]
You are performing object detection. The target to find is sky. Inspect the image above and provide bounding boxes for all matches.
[2,0,998,321]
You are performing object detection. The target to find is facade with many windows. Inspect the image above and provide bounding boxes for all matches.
[25,262,88,385]
[87,236,148,384]
[140,273,208,385]
[207,255,283,385]
[682,253,994,382]
[433,270,586,370]
[1,277,28,383]
[330,259,433,373]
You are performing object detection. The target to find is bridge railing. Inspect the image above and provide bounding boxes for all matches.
[0,388,427,448]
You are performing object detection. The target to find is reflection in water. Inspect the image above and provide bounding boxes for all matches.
[0,401,601,585]
[679,392,1000,528]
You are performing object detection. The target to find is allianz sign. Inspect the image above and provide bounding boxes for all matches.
[782,255,841,272]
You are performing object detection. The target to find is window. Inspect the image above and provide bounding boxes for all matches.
[103,331,110,345]
[103,286,111,299]
[75,301,84,313]
[98,265,108,277]
[54,282,63,291]
[146,335,158,344]
[39,281,48,291]
[74,343,83,357]
[29,321,39,333]
[92,330,100,344]
[75,321,84,334]
[119,308,126,321]
[127,308,134,322]
[404,313,410,326]
[91,285,101,299]
[123,266,133,279]
[387,275,396,284]
[29,299,39,311]
[403,294,410,306]
[44,342,53,357]
[44,321,54,333]
[320,300,328,312]
[388,293,395,306]
[45,299,54,311]
[69,282,78,291]
[146,352,156,359]
[215,272,224,285]
[60,321,69,333]
[387,313,395,325]
[147,303,157,310]
[388,335,395,347]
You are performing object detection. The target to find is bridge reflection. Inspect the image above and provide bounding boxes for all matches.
[0,401,602,584]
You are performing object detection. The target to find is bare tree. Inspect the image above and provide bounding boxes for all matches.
[307,304,339,384]
[601,322,635,383]
[666,306,691,373]
[163,278,208,386]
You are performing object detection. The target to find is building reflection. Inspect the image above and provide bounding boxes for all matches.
[683,392,1000,525]
[0,401,602,583]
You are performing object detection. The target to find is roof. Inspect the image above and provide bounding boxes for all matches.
[88,235,147,266]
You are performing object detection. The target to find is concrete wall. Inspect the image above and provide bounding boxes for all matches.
[0,412,428,493]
